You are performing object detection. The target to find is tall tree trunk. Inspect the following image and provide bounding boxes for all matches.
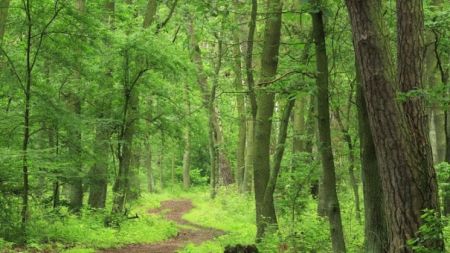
[66,0,86,213]
[232,25,246,192]
[182,83,191,189]
[253,0,282,240]
[346,0,444,251]
[112,49,137,213]
[357,67,388,253]
[311,6,346,252]
[88,1,114,209]
[21,3,32,236]
[141,0,157,194]
[242,0,257,194]
[232,0,247,191]
[66,93,83,212]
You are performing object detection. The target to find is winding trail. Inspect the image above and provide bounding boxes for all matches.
[101,199,224,253]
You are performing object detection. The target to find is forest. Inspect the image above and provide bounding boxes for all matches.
[0,0,449,252]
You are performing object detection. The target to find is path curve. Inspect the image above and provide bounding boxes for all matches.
[100,199,224,253]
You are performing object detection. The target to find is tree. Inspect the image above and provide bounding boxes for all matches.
[253,0,282,240]
[231,1,246,192]
[187,16,234,197]
[356,68,388,253]
[346,0,444,251]
[88,0,115,209]
[310,3,346,252]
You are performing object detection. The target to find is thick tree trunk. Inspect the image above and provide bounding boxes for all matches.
[346,0,444,251]
[66,93,83,212]
[253,0,282,240]
[88,118,110,208]
[311,7,346,253]
[357,70,388,253]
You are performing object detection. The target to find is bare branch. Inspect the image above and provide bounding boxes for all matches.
[257,70,316,86]
[0,46,25,92]
[30,0,64,71]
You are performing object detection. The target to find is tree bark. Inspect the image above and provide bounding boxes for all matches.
[253,0,282,240]
[357,67,388,253]
[311,6,346,252]
[346,0,444,251]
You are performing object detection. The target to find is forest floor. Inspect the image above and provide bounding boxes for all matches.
[101,199,224,253]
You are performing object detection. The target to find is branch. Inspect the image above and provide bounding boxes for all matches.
[0,46,25,92]
[156,0,177,33]
[30,0,64,71]
[129,68,151,93]
[257,70,316,86]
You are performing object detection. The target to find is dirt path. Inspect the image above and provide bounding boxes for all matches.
[100,199,224,253]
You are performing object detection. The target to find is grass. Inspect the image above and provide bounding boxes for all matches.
[0,192,178,252]
[178,187,256,253]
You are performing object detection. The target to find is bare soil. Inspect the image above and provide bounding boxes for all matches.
[100,199,224,253]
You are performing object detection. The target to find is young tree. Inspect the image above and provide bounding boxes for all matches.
[243,0,257,195]
[253,0,282,240]
[310,2,346,252]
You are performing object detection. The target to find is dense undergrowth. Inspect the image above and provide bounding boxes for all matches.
[1,186,450,252]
